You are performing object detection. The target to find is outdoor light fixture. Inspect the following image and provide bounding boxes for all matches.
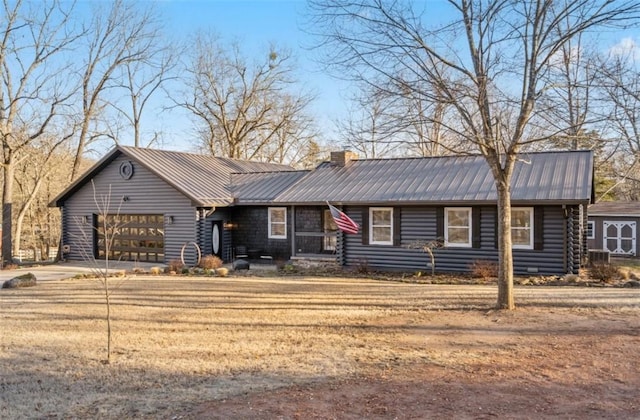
[165,215,174,225]
[82,215,90,224]
[223,221,237,230]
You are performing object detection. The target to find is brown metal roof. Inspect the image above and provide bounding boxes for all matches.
[272,151,594,205]
[589,201,640,216]
[51,146,295,207]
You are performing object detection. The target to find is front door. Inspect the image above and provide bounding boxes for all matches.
[603,221,636,256]
[212,221,223,258]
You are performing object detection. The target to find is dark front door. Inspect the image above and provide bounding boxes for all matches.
[212,221,223,258]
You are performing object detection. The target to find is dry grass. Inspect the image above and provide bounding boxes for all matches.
[1,275,639,419]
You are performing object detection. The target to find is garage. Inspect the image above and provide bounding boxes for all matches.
[96,214,165,262]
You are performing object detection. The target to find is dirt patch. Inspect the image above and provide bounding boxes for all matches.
[1,276,639,419]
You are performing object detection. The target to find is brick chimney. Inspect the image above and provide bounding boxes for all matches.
[330,150,358,167]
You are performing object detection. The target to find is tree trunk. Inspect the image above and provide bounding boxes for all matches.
[71,120,90,180]
[2,161,15,265]
[496,181,515,310]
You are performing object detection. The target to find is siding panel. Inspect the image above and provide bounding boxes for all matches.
[343,205,570,275]
[62,155,198,265]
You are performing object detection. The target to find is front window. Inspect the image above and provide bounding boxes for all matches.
[512,207,533,249]
[369,207,393,245]
[268,207,287,239]
[323,209,337,251]
[445,207,472,247]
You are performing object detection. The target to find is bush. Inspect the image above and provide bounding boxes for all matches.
[469,260,498,280]
[216,267,229,277]
[199,255,223,270]
[355,259,369,274]
[166,259,184,273]
[590,263,621,283]
[150,267,162,275]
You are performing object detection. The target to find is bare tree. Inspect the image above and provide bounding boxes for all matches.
[71,0,166,179]
[175,33,316,162]
[255,92,321,165]
[13,140,71,258]
[114,41,177,148]
[405,238,444,276]
[309,0,640,309]
[0,0,80,265]
[14,146,72,262]
[598,47,640,199]
[73,182,128,364]
[336,86,403,158]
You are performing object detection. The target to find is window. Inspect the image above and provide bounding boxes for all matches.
[369,207,393,245]
[323,209,337,251]
[268,207,287,239]
[587,221,595,239]
[511,207,533,249]
[445,207,472,247]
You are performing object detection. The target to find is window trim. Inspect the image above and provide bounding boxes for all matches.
[268,207,287,239]
[369,207,393,245]
[511,207,534,250]
[587,221,595,240]
[445,207,472,248]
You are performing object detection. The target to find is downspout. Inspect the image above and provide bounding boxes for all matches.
[291,205,296,258]
[563,205,568,273]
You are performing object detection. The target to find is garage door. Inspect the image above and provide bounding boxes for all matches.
[97,214,165,262]
[603,221,636,256]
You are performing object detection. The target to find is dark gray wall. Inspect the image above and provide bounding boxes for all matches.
[61,155,198,265]
[341,205,576,275]
[231,206,291,261]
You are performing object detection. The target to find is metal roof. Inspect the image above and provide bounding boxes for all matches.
[272,151,594,205]
[589,201,640,216]
[230,171,309,204]
[51,146,295,207]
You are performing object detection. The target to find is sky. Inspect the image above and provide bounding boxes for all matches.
[153,0,349,151]
[72,0,640,154]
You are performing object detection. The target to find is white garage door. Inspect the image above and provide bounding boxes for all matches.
[603,221,636,256]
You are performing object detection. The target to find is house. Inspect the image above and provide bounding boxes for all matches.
[587,201,640,258]
[51,146,595,275]
[50,146,297,265]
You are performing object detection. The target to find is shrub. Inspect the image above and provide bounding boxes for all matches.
[355,258,369,274]
[216,267,229,277]
[563,273,579,283]
[590,263,621,283]
[150,267,162,275]
[469,260,498,280]
[166,259,184,273]
[181,267,190,275]
[199,255,223,270]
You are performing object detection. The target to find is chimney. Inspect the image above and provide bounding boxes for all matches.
[330,150,358,167]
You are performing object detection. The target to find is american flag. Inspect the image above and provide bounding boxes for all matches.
[327,202,359,234]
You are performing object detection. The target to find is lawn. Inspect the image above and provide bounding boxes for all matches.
[1,275,639,419]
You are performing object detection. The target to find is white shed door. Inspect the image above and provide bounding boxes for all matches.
[603,221,636,256]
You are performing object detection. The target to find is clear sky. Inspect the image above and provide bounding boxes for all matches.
[154,0,348,151]
[73,0,639,154]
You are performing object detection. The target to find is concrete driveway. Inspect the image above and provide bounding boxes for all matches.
[0,260,165,283]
